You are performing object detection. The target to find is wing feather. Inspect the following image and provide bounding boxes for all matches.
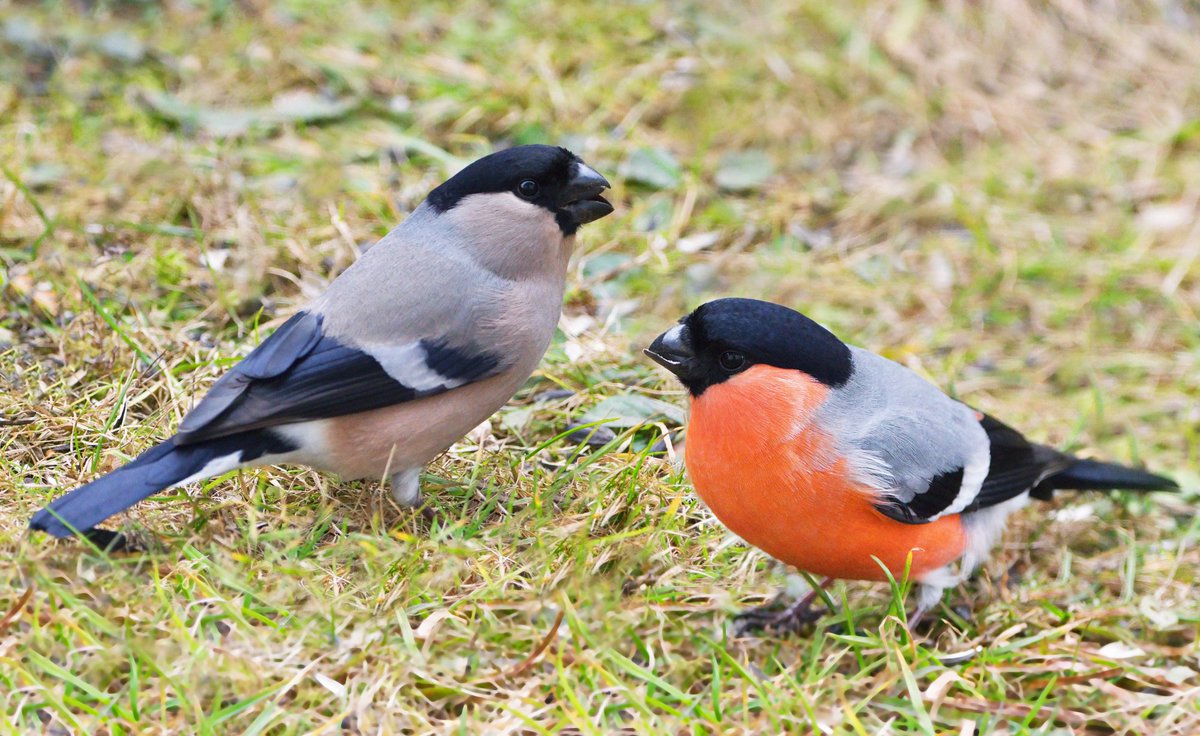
[175,311,502,445]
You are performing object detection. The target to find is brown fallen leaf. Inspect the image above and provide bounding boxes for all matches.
[505,609,565,679]
[1027,667,1124,689]
[0,587,35,636]
[7,271,58,318]
[939,697,1096,730]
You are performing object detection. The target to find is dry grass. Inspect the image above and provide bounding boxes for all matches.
[2,0,1199,732]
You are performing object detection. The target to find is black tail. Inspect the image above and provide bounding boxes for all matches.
[30,431,295,539]
[1044,458,1179,494]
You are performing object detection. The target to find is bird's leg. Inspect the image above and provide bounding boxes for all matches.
[389,467,439,523]
[906,605,928,632]
[389,468,423,507]
[906,581,949,633]
[733,577,833,636]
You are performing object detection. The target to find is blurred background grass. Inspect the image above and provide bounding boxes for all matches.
[2,0,1199,732]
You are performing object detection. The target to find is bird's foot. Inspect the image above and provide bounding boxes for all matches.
[387,468,437,525]
[732,597,827,637]
[418,504,437,524]
[81,528,132,552]
[906,606,928,633]
[731,577,834,637]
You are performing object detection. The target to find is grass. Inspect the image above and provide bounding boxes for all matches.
[2,0,1199,732]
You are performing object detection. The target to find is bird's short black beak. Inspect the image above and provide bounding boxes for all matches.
[558,161,613,227]
[644,323,694,379]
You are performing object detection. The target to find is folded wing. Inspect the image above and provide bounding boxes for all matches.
[176,311,504,444]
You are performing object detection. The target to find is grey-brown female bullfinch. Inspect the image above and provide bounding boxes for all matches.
[645,298,1178,633]
[31,144,613,544]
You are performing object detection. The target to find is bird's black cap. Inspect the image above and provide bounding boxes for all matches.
[426,144,613,235]
[645,298,854,396]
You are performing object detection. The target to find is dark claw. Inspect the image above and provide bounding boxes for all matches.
[81,528,130,552]
[732,601,828,637]
[731,580,836,637]
[419,505,437,524]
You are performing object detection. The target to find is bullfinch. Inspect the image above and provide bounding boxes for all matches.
[645,298,1178,633]
[31,144,613,544]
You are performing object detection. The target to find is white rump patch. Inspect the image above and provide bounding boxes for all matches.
[960,492,1031,575]
[914,491,1031,613]
[363,342,464,393]
[273,421,327,449]
[177,452,244,487]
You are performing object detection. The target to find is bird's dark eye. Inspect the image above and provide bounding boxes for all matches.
[719,351,746,372]
[517,179,540,199]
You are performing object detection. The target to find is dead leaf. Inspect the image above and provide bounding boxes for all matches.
[580,394,686,428]
[714,150,775,192]
[940,697,1092,729]
[1096,641,1146,660]
[137,89,359,137]
[7,271,58,318]
[676,231,721,253]
[312,672,347,698]
[0,587,34,636]
[923,670,964,718]
[505,609,565,679]
[1028,667,1123,689]
[414,610,459,641]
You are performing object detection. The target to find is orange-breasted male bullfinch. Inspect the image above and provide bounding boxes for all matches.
[31,145,613,547]
[645,297,1178,633]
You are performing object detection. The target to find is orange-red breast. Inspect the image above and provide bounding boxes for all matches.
[645,298,1178,633]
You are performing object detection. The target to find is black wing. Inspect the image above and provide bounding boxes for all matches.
[875,412,1072,524]
[962,413,1073,511]
[175,311,502,445]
